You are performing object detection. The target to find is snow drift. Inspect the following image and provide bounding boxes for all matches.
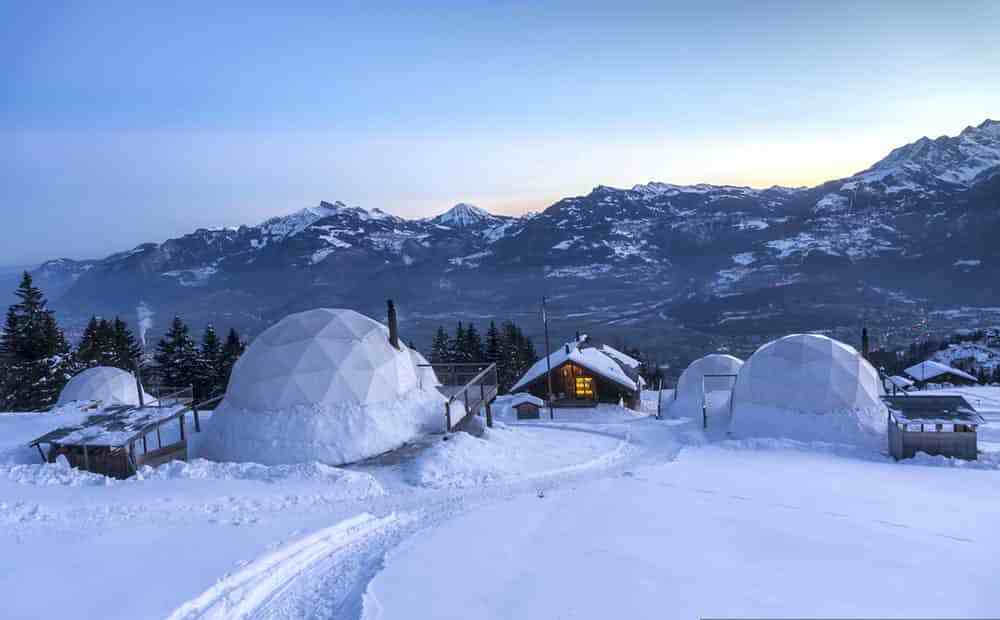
[730,334,886,445]
[199,308,446,466]
[57,366,145,407]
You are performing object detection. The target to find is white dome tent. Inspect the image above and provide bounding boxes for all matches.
[200,308,445,466]
[668,354,744,424]
[730,334,885,444]
[57,366,144,407]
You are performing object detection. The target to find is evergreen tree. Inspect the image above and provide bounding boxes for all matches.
[0,272,72,410]
[463,322,484,363]
[218,328,245,393]
[485,321,501,367]
[111,317,142,370]
[430,326,450,364]
[75,316,102,368]
[154,316,199,390]
[449,322,467,362]
[197,324,223,399]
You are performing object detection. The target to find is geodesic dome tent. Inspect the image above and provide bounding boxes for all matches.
[199,308,445,466]
[667,353,744,420]
[730,334,885,444]
[57,366,143,407]
[675,354,744,401]
[409,348,440,388]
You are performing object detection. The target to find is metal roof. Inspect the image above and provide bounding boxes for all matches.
[883,395,984,425]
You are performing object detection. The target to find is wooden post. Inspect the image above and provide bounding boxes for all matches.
[36,445,47,463]
[193,404,201,433]
[445,401,451,433]
[142,434,147,454]
[179,414,185,441]
[82,444,90,471]
[156,425,162,449]
[656,378,663,419]
[485,400,493,428]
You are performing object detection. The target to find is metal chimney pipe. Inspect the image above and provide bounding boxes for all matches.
[387,299,400,350]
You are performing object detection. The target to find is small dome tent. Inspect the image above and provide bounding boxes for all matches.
[730,334,885,444]
[200,308,444,466]
[667,353,744,421]
[58,366,143,407]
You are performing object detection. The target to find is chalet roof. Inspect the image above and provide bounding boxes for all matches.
[511,340,638,393]
[29,405,186,448]
[904,361,978,383]
[886,375,915,389]
[884,395,984,426]
[600,345,640,369]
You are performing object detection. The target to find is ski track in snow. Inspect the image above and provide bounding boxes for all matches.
[166,420,644,620]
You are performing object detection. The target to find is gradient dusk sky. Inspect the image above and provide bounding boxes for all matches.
[2,1,998,264]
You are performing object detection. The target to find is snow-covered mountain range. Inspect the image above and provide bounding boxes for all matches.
[33,119,1000,355]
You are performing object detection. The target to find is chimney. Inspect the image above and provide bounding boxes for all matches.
[387,299,400,350]
[565,344,570,354]
[575,330,580,342]
[861,327,870,361]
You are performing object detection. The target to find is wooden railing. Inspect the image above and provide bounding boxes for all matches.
[421,363,499,432]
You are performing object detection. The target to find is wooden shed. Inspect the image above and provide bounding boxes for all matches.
[884,395,984,461]
[29,404,200,479]
[509,393,545,419]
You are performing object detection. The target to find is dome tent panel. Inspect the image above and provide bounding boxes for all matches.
[58,366,144,408]
[199,308,444,466]
[731,334,885,445]
[668,353,743,421]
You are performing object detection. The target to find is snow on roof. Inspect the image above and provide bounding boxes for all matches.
[509,393,545,408]
[600,345,641,369]
[887,375,915,388]
[884,395,984,425]
[510,341,638,393]
[904,360,978,383]
[30,405,186,447]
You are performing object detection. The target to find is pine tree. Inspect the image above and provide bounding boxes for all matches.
[111,317,142,371]
[430,326,450,364]
[485,322,501,367]
[154,316,199,391]
[197,324,223,399]
[0,272,72,410]
[218,327,245,393]
[463,323,484,363]
[449,322,467,362]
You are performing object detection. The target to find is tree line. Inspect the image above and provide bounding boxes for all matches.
[429,320,539,391]
[0,272,245,412]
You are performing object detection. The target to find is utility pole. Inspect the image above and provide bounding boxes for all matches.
[543,296,555,420]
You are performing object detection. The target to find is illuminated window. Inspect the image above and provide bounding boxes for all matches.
[575,376,594,399]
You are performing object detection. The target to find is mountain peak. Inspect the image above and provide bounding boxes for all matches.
[432,203,496,227]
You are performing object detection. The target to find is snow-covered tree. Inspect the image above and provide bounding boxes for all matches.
[430,326,450,364]
[0,272,73,410]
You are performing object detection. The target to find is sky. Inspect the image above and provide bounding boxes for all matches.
[1,0,998,265]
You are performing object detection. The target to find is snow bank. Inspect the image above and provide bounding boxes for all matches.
[138,458,387,492]
[730,334,886,445]
[0,460,112,487]
[403,424,625,489]
[200,308,446,466]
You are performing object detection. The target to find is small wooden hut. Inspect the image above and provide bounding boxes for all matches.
[29,405,199,479]
[884,395,983,461]
[510,393,544,419]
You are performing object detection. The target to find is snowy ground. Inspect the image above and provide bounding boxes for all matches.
[2,390,999,619]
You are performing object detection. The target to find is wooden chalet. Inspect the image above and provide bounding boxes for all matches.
[29,401,201,479]
[511,337,642,409]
